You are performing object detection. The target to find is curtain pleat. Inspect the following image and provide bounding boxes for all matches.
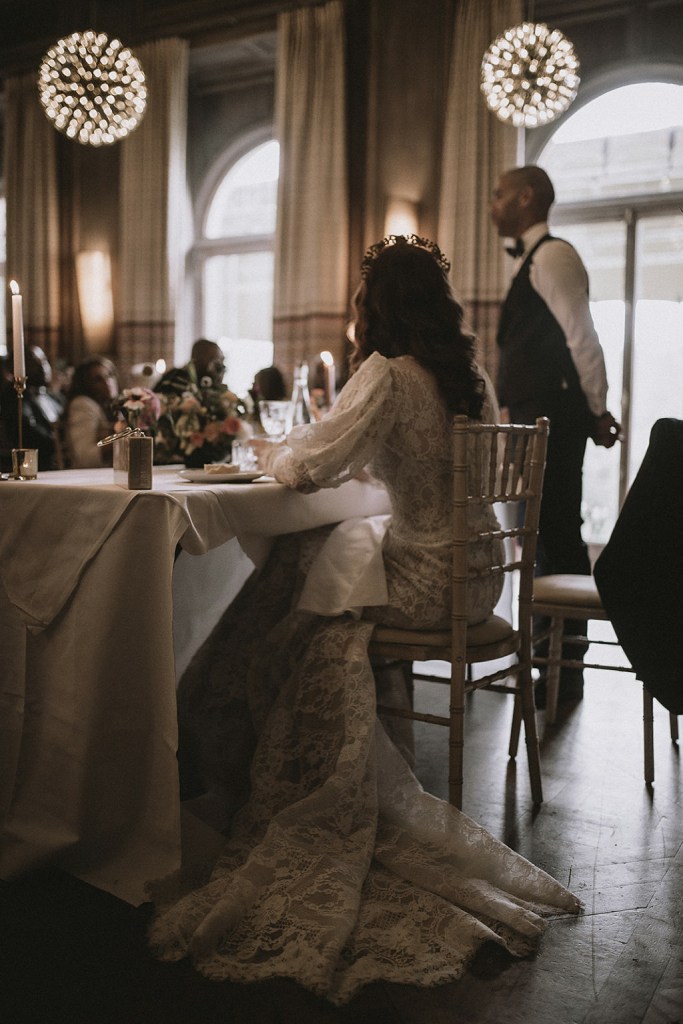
[437,0,522,380]
[273,1,349,384]
[118,37,189,372]
[4,74,61,367]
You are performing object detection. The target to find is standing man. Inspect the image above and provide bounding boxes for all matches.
[491,164,620,705]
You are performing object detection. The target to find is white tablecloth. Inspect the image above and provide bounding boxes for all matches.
[0,466,390,903]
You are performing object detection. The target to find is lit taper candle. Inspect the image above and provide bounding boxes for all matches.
[320,350,336,409]
[10,281,26,379]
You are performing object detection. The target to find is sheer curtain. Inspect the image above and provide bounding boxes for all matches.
[118,38,189,372]
[437,0,522,380]
[273,0,349,384]
[4,74,61,367]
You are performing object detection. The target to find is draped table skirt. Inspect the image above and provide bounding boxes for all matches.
[0,466,391,903]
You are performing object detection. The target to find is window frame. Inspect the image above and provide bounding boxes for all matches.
[190,125,277,344]
[528,66,683,532]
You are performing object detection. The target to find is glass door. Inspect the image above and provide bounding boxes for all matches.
[557,219,626,546]
[559,208,683,547]
[630,212,683,479]
[535,79,683,548]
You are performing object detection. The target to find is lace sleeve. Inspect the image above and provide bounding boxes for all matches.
[260,352,395,491]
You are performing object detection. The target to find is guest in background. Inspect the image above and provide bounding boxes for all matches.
[250,364,286,402]
[51,357,74,399]
[64,356,120,468]
[248,364,287,432]
[0,344,65,471]
[154,338,226,396]
[0,356,13,472]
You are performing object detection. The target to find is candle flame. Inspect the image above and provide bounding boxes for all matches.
[320,350,334,366]
[9,280,20,296]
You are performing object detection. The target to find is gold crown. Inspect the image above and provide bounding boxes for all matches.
[360,234,451,279]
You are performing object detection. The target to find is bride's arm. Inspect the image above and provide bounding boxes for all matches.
[257,352,395,491]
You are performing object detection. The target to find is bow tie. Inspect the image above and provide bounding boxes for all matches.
[505,239,524,258]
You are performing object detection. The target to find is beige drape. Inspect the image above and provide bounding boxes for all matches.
[4,74,61,367]
[438,0,522,380]
[118,38,189,372]
[273,0,349,386]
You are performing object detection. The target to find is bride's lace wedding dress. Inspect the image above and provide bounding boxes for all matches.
[148,353,581,1004]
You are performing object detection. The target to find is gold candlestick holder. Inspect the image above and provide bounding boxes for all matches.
[11,375,38,480]
[13,374,27,449]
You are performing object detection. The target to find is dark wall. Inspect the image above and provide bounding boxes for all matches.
[187,50,276,204]
[536,0,683,77]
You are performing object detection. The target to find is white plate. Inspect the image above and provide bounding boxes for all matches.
[178,469,264,484]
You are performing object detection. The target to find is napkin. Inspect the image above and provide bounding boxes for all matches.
[296,514,390,617]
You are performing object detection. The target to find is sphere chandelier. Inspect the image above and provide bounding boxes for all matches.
[37,30,147,147]
[481,22,580,129]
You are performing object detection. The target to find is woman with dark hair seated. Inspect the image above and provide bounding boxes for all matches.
[149,236,579,1003]
[65,356,119,467]
[250,364,286,401]
[0,345,65,471]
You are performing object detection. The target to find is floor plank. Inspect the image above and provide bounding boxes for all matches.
[1,668,681,1024]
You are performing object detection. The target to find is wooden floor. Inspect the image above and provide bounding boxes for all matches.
[2,662,681,1024]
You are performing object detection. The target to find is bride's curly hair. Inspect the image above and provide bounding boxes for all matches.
[350,235,486,418]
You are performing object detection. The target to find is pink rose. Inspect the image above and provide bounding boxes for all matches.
[222,416,241,435]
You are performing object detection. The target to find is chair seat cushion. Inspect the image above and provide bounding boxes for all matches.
[533,574,602,609]
[370,614,516,651]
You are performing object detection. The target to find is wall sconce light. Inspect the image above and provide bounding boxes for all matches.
[76,250,114,350]
[384,198,420,238]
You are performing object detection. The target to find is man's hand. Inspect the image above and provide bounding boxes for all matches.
[593,411,622,448]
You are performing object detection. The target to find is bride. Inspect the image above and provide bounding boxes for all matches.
[149,235,580,1005]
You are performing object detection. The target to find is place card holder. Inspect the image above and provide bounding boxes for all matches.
[98,428,153,490]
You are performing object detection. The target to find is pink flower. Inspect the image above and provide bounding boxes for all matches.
[221,416,242,435]
[179,394,201,413]
[121,387,159,414]
[203,420,223,443]
[118,387,161,431]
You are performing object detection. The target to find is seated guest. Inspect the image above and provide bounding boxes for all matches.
[250,364,286,402]
[0,345,65,471]
[65,356,120,468]
[0,356,12,472]
[248,364,287,432]
[154,338,226,396]
[148,236,580,1003]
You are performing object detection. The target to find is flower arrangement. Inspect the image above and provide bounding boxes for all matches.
[154,377,251,466]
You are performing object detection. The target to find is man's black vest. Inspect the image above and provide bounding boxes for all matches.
[496,234,585,415]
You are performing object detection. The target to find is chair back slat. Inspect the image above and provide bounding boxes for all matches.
[372,415,549,809]
[451,415,548,546]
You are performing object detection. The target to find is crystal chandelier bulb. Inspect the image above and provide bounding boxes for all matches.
[481,22,580,129]
[37,30,147,146]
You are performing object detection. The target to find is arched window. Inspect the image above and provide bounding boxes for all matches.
[533,80,683,546]
[193,136,280,397]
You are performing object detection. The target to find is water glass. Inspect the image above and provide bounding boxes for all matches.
[258,400,293,440]
[231,441,258,471]
[12,448,38,480]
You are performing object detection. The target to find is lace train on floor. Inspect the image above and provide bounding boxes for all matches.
[149,570,580,1005]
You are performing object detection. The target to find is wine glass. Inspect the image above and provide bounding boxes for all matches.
[258,400,293,441]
